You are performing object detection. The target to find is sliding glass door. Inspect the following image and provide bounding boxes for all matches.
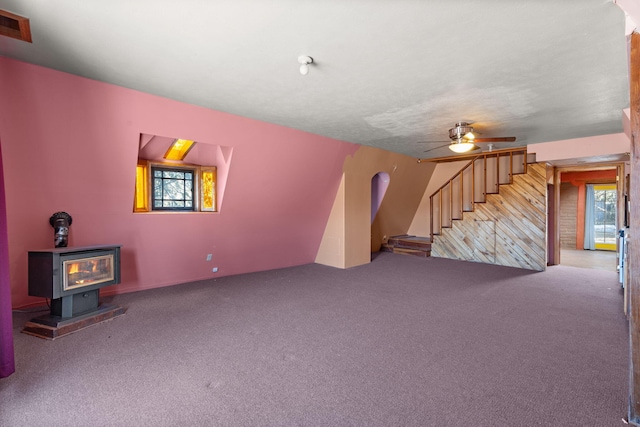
[593,184,617,250]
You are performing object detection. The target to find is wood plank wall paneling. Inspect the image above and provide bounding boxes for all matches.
[559,183,578,248]
[431,162,547,271]
[627,30,640,425]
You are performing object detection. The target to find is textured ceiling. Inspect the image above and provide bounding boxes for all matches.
[0,0,631,159]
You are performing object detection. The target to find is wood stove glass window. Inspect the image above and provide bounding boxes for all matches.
[152,166,195,210]
[63,254,115,291]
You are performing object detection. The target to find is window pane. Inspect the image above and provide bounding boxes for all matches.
[154,178,163,198]
[164,180,184,200]
[135,163,149,212]
[151,166,195,211]
[201,169,216,211]
[164,171,184,179]
[593,187,617,246]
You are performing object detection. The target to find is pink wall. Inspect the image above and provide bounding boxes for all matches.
[0,57,359,308]
[528,133,629,162]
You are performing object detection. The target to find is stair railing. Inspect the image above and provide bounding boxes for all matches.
[429,148,528,242]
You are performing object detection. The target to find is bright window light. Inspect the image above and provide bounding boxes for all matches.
[164,139,196,161]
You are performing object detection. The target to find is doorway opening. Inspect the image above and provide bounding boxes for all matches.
[555,166,622,271]
[371,172,390,224]
[589,184,617,251]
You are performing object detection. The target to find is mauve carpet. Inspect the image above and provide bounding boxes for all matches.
[0,252,629,426]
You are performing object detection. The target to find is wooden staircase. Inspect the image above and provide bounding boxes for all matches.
[427,147,547,271]
[378,147,544,268]
[430,147,529,240]
[381,235,431,258]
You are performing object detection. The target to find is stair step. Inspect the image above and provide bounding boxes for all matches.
[382,235,431,258]
[387,235,431,250]
[391,247,430,258]
[386,234,411,242]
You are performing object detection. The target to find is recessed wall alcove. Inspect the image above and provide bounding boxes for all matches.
[138,133,233,210]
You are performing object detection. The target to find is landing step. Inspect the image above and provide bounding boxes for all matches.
[381,235,431,258]
[387,235,431,250]
[389,247,430,258]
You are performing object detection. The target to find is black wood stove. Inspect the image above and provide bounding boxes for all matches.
[23,245,124,339]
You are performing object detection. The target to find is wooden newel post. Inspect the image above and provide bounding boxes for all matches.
[629,31,640,425]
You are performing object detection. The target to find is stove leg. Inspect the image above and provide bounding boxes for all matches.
[50,291,99,318]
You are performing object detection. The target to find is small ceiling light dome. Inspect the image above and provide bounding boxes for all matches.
[449,139,476,153]
[298,55,314,75]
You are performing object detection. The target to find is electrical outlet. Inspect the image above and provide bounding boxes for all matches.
[206,254,212,261]
[212,267,218,273]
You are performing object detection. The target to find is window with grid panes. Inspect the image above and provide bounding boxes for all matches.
[151,166,195,210]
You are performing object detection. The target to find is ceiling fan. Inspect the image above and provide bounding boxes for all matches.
[423,122,516,154]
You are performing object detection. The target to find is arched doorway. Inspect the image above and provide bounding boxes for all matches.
[371,172,390,223]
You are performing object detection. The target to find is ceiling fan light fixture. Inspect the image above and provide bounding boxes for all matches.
[449,140,476,153]
[449,122,474,140]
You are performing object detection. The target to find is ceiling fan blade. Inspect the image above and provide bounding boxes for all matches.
[423,144,451,153]
[421,137,517,145]
[473,137,516,143]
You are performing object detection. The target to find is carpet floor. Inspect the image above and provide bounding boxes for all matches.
[0,253,629,426]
